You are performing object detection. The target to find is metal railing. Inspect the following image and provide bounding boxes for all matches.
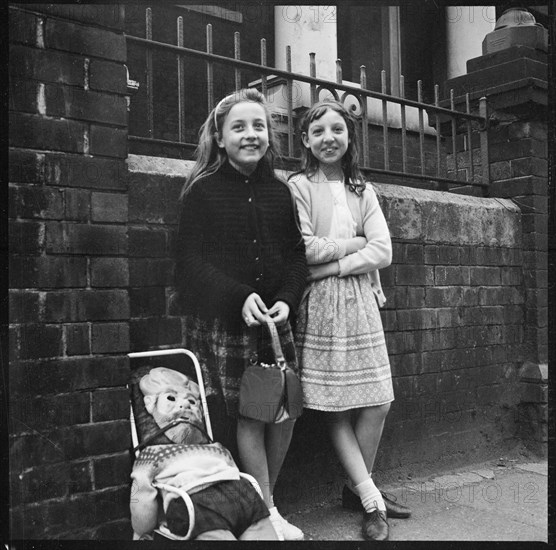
[126,8,490,194]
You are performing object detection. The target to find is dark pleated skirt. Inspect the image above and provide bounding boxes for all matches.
[184,314,298,418]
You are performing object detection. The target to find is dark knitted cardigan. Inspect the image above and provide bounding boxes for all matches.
[174,161,308,328]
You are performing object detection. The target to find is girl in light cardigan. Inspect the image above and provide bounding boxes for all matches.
[288,100,408,541]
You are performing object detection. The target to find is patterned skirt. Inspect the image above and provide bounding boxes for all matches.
[184,314,298,419]
[295,273,394,412]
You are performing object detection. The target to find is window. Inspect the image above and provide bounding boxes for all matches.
[336,6,387,92]
[337,4,444,102]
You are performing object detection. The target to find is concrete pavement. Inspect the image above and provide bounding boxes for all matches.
[283,458,548,542]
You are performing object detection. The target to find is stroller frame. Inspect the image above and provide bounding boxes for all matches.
[128,348,214,449]
[127,347,261,540]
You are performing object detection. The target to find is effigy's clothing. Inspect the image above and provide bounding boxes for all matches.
[130,442,240,537]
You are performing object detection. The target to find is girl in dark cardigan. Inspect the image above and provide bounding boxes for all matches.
[174,89,308,540]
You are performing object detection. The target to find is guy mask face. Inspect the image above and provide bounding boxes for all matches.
[140,367,207,444]
[146,388,202,425]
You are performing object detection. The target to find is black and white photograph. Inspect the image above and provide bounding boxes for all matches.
[5,1,552,544]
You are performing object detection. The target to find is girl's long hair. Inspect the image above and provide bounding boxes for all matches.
[290,100,366,196]
[180,88,278,199]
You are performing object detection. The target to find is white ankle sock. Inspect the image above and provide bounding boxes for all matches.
[355,478,386,513]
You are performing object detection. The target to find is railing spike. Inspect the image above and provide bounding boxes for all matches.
[434,83,442,180]
[399,74,407,172]
[145,7,152,39]
[177,16,185,142]
[309,52,316,104]
[125,27,488,192]
[206,24,214,111]
[145,7,153,138]
[417,80,425,175]
[359,64,369,166]
[336,59,342,85]
[285,46,294,156]
[479,96,490,194]
[234,31,241,91]
[381,70,389,170]
[360,65,367,90]
[260,38,267,98]
[450,88,457,182]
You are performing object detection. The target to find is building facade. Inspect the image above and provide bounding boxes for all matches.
[7,3,550,540]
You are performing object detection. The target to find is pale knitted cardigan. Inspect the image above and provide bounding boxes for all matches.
[288,174,392,307]
[130,442,240,537]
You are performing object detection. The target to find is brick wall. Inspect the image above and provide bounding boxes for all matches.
[443,43,549,455]
[489,119,548,454]
[489,120,548,365]
[279,184,525,508]
[9,4,532,540]
[9,4,131,539]
[377,187,524,467]
[123,159,526,516]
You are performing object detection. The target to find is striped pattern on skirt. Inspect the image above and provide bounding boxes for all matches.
[295,272,394,412]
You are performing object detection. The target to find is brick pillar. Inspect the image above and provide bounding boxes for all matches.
[445,38,548,455]
[9,5,133,538]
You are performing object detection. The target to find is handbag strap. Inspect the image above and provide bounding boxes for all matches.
[248,316,286,368]
[264,316,286,367]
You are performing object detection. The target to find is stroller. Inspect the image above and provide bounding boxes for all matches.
[127,348,272,540]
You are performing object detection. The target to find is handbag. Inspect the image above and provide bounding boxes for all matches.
[238,317,303,423]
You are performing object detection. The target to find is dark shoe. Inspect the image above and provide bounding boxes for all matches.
[342,485,411,518]
[362,509,389,541]
[381,492,411,519]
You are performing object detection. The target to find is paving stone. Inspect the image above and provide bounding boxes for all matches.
[516,462,547,476]
[286,461,548,542]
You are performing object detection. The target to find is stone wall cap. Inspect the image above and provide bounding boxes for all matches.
[375,182,519,211]
[127,154,195,176]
